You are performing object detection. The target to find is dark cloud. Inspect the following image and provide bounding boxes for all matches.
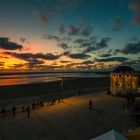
[112,16,123,31]
[28,59,45,68]
[4,52,61,61]
[67,24,93,36]
[42,34,60,42]
[107,49,112,53]
[74,38,85,44]
[81,60,93,64]
[82,46,96,53]
[129,0,140,26]
[96,37,111,50]
[68,53,90,59]
[0,37,23,51]
[35,53,61,60]
[100,53,112,57]
[82,37,111,53]
[60,60,71,63]
[114,41,140,54]
[58,43,69,50]
[63,51,90,59]
[95,57,129,62]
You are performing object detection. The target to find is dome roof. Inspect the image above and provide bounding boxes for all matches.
[112,66,135,73]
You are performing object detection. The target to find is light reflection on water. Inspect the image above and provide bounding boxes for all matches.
[0,73,107,86]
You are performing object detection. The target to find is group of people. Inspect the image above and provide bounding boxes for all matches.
[0,98,64,119]
[0,105,31,118]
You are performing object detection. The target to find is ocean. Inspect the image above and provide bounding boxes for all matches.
[0,72,108,86]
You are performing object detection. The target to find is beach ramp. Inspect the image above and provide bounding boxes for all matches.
[90,129,128,140]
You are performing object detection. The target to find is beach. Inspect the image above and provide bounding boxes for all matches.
[0,77,109,101]
[0,76,140,140]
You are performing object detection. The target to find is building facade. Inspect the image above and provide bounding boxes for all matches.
[110,66,138,96]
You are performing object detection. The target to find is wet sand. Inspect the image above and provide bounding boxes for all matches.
[0,77,109,101]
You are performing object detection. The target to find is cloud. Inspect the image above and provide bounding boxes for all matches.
[60,60,71,63]
[95,57,129,62]
[82,37,111,53]
[4,52,62,61]
[112,16,123,31]
[114,41,140,54]
[42,34,60,42]
[27,59,45,68]
[129,0,140,26]
[0,37,23,51]
[63,51,90,59]
[67,24,93,36]
[81,60,93,64]
[96,37,111,50]
[74,38,85,44]
[58,43,69,50]
[82,46,96,53]
[100,53,112,57]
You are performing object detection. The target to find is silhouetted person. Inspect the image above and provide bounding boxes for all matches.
[26,106,30,117]
[79,89,81,96]
[58,98,60,103]
[12,106,16,117]
[89,100,92,111]
[32,102,36,109]
[52,99,56,105]
[1,107,6,117]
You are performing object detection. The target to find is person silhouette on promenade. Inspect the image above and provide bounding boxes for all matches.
[89,100,92,111]
[26,106,30,118]
[1,107,6,117]
[12,106,16,117]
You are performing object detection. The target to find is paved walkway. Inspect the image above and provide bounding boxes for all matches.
[0,92,138,140]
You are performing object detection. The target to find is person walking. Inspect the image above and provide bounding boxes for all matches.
[26,106,30,118]
[89,99,92,111]
[12,106,16,117]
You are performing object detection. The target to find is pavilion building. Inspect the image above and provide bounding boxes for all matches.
[110,66,138,96]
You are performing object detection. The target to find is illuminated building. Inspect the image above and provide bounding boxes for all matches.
[110,66,138,96]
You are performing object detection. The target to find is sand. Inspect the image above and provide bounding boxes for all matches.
[0,77,109,101]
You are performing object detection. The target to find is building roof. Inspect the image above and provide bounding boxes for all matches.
[90,129,128,140]
[112,66,135,73]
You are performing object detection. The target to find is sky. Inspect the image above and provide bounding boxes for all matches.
[0,0,140,72]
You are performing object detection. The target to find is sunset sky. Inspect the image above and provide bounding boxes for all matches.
[0,0,140,72]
